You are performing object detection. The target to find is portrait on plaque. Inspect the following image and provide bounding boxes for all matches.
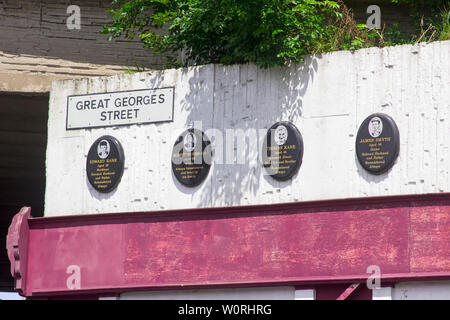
[274,125,288,146]
[263,121,303,181]
[97,139,110,159]
[368,116,383,138]
[356,113,400,175]
[86,135,125,193]
[183,132,197,152]
[172,129,212,187]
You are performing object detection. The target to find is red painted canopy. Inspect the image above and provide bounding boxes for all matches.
[7,193,450,298]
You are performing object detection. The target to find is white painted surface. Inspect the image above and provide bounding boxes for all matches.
[119,286,295,300]
[392,281,450,300]
[45,41,450,216]
[0,292,23,300]
[372,287,392,300]
[99,296,119,300]
[294,289,315,300]
[117,281,450,300]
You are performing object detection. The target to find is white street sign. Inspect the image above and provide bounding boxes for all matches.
[66,87,174,130]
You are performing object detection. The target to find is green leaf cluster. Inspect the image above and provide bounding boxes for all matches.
[101,0,449,70]
[390,0,449,42]
[102,0,342,68]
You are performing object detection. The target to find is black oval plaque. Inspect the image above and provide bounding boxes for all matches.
[263,121,304,181]
[171,129,212,187]
[356,113,400,174]
[86,135,125,193]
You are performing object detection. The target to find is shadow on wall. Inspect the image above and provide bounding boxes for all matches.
[85,72,168,202]
[173,55,321,207]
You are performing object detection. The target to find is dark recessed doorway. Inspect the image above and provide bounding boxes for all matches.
[0,92,48,291]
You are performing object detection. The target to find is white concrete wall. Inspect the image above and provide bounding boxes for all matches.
[117,281,450,300]
[45,41,450,216]
[119,286,295,300]
[392,281,450,300]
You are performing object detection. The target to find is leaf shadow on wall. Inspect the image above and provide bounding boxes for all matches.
[174,56,321,208]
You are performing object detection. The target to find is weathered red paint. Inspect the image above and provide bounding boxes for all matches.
[410,204,450,272]
[336,283,360,300]
[6,207,30,295]
[296,283,373,300]
[7,193,450,297]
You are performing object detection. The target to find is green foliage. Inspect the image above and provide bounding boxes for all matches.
[382,24,410,46]
[102,0,449,69]
[391,0,449,42]
[310,1,381,54]
[391,0,447,26]
[437,9,450,41]
[102,0,344,68]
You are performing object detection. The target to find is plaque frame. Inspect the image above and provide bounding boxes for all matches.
[355,113,400,175]
[86,135,125,193]
[263,121,304,181]
[171,128,212,187]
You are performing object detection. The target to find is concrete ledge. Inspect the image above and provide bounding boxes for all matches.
[0,52,128,92]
